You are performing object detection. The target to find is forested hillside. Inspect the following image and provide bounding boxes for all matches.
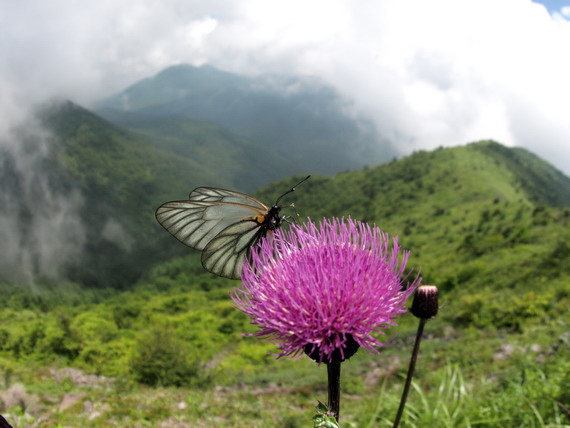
[1,141,568,426]
[1,99,297,286]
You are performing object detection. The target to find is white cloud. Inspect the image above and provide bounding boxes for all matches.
[1,0,570,175]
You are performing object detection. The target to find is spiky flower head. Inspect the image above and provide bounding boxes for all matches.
[231,217,421,363]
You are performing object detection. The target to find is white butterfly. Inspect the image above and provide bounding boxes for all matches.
[156,176,310,279]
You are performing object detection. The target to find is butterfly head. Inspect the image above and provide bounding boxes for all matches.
[265,204,282,230]
[266,175,310,230]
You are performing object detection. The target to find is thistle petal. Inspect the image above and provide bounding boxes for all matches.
[231,217,421,363]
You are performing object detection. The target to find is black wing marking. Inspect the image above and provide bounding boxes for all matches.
[201,220,267,279]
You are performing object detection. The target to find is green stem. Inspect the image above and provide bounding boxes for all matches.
[393,318,426,428]
[327,362,342,422]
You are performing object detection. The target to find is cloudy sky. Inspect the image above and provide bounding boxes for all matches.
[2,0,570,174]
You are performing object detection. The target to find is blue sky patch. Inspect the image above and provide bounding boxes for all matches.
[533,0,570,15]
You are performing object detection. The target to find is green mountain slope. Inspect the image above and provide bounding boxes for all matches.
[36,100,296,286]
[100,110,295,192]
[1,140,569,426]
[258,141,570,219]
[96,64,392,177]
[256,140,570,306]
[34,100,223,286]
[473,141,570,207]
[1,141,568,426]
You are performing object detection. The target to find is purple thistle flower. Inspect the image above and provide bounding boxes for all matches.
[231,217,421,363]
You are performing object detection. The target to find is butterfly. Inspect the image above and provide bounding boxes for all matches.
[155,176,310,279]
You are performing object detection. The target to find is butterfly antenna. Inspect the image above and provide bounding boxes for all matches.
[291,202,302,221]
[275,175,311,205]
[281,202,301,225]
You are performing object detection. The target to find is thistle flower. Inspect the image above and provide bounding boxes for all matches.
[231,217,421,363]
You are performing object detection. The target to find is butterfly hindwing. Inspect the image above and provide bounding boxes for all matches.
[201,219,266,279]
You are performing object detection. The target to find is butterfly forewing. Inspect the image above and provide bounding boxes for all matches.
[189,187,270,209]
[157,201,266,250]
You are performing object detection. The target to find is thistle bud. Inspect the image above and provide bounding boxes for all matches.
[410,285,439,319]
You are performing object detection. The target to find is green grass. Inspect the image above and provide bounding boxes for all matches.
[1,257,568,426]
[1,141,570,426]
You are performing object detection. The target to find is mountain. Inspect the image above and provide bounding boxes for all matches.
[27,100,319,286]
[256,140,570,301]
[88,112,295,192]
[262,140,570,216]
[0,100,214,286]
[2,140,568,426]
[96,64,393,179]
[4,101,569,294]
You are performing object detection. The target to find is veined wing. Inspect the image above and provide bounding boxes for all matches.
[202,220,267,279]
[189,187,270,210]
[155,195,267,251]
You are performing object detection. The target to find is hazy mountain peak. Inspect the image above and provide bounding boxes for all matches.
[96,63,393,176]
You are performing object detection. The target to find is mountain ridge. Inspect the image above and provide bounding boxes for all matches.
[3,94,569,288]
[255,140,570,294]
[96,64,393,176]
[471,141,570,207]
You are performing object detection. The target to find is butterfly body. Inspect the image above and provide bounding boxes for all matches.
[156,176,308,279]
[261,205,282,230]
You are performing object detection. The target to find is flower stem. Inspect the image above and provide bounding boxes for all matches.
[392,317,426,428]
[327,361,342,422]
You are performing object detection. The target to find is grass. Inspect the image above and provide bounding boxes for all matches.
[1,299,568,427]
[1,141,570,426]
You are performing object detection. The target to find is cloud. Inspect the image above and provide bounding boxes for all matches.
[1,0,569,175]
[2,0,569,282]
[211,0,570,174]
[0,117,86,282]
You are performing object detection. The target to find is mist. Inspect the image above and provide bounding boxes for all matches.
[0,111,85,282]
[1,0,569,281]
[2,0,569,171]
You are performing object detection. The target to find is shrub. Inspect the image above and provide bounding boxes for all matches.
[129,323,198,386]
